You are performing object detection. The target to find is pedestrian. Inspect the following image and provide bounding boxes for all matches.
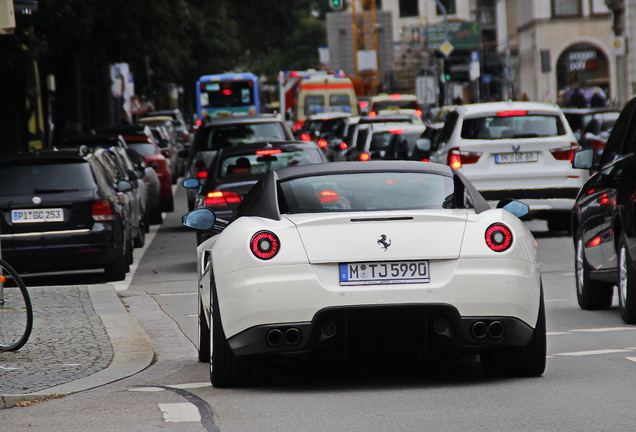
[569,88,587,108]
[590,91,606,108]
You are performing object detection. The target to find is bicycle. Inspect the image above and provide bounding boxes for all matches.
[0,258,32,351]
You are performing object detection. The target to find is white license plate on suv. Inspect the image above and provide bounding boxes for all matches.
[339,261,430,285]
[495,152,539,164]
[11,208,64,223]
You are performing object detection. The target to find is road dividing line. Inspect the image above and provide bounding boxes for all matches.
[159,403,201,423]
[554,348,635,357]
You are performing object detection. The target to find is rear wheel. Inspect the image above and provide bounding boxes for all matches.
[574,232,613,310]
[210,275,270,387]
[104,249,127,281]
[133,221,146,248]
[617,237,636,324]
[198,295,211,363]
[481,290,546,377]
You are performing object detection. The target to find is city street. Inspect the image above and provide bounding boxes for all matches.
[1,185,636,431]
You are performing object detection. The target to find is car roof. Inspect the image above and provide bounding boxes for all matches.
[456,101,564,117]
[359,115,413,124]
[61,135,127,148]
[275,160,452,181]
[0,149,87,162]
[368,123,426,133]
[371,93,418,102]
[306,112,352,120]
[202,114,284,127]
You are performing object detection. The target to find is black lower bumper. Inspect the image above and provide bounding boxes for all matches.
[228,304,535,359]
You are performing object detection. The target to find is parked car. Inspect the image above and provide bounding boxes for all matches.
[183,161,545,387]
[428,101,588,232]
[181,114,295,210]
[571,96,636,324]
[298,112,356,160]
[0,150,132,281]
[145,108,192,144]
[183,140,328,243]
[97,125,174,213]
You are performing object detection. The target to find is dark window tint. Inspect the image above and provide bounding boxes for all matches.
[461,114,565,139]
[200,123,288,151]
[127,143,157,156]
[280,172,455,213]
[0,161,96,196]
[219,148,324,178]
[200,80,255,108]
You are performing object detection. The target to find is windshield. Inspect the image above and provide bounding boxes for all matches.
[201,123,287,150]
[461,114,566,139]
[0,161,95,196]
[219,148,324,178]
[280,172,455,213]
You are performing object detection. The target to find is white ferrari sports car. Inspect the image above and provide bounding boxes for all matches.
[183,161,546,387]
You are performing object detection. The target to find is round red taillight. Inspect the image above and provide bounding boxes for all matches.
[250,231,280,260]
[485,224,513,252]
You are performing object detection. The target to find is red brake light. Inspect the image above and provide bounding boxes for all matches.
[360,152,371,161]
[389,129,404,134]
[300,133,312,142]
[550,142,579,161]
[222,89,232,96]
[92,199,115,221]
[390,94,401,100]
[317,138,328,148]
[204,191,241,207]
[359,101,369,109]
[256,149,282,156]
[447,147,482,169]
[588,236,602,247]
[497,110,528,117]
[293,121,304,132]
[368,111,376,118]
[250,231,280,260]
[415,110,423,117]
[339,141,348,150]
[485,224,513,252]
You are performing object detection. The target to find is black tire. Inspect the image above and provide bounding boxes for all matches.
[104,249,127,282]
[198,294,211,363]
[161,190,175,213]
[133,222,146,248]
[0,259,33,352]
[149,205,163,225]
[617,236,636,324]
[574,231,613,310]
[481,289,546,378]
[210,274,271,388]
[547,214,571,234]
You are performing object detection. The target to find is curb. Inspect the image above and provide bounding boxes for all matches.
[0,284,154,409]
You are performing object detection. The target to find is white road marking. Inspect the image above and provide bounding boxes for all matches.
[626,357,636,363]
[168,382,211,390]
[129,387,166,392]
[553,348,635,357]
[159,403,201,423]
[156,292,197,297]
[570,327,636,333]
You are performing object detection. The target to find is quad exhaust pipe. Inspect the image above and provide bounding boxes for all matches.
[470,320,505,340]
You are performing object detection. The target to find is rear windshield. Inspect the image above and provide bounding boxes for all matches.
[461,114,566,139]
[0,161,95,196]
[127,143,156,156]
[279,172,454,213]
[198,123,287,151]
[219,148,324,179]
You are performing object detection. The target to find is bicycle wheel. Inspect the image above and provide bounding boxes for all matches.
[0,258,33,351]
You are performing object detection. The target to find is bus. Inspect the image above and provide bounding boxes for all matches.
[196,72,261,123]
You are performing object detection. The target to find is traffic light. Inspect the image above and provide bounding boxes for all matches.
[329,0,344,11]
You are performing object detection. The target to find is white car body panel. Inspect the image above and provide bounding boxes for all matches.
[200,208,540,339]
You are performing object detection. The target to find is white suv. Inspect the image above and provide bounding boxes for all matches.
[429,101,588,232]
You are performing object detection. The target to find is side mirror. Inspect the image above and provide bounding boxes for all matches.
[117,180,133,193]
[572,148,594,170]
[497,199,529,218]
[161,149,172,159]
[182,177,201,189]
[416,138,432,152]
[182,208,216,231]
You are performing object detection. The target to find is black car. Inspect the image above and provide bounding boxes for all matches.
[0,150,132,281]
[182,140,328,243]
[571,96,636,323]
[180,114,295,210]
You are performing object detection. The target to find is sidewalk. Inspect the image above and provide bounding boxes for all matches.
[0,283,154,409]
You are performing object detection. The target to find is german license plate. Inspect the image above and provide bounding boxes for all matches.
[495,152,538,164]
[339,261,430,285]
[11,208,64,223]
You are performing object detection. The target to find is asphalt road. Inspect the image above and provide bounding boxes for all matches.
[2,187,636,431]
